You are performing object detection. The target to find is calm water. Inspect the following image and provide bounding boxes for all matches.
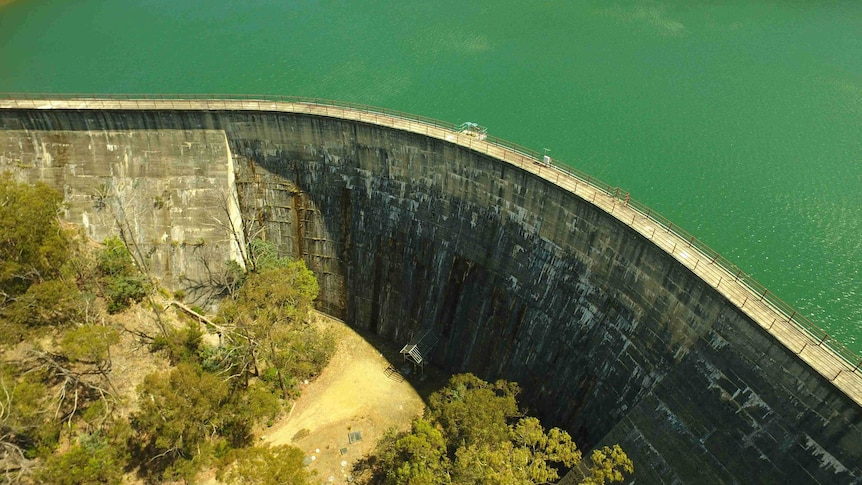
[1,1,860,351]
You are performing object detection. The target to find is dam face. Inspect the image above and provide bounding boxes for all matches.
[1,101,860,484]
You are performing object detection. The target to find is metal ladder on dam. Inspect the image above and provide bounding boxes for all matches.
[399,329,439,377]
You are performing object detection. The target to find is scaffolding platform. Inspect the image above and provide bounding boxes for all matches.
[400,330,439,374]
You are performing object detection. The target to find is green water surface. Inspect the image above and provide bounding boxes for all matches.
[1,0,860,351]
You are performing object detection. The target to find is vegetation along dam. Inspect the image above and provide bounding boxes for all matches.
[1,96,860,484]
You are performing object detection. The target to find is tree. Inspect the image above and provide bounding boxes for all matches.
[10,324,121,433]
[231,255,319,324]
[2,280,84,343]
[131,363,229,479]
[218,253,331,397]
[427,373,520,448]
[151,321,205,366]
[578,445,634,485]
[450,417,582,485]
[0,363,58,477]
[60,325,120,375]
[34,431,128,485]
[96,236,149,314]
[375,419,450,485]
[0,173,70,301]
[363,374,632,485]
[217,444,312,485]
[0,175,85,344]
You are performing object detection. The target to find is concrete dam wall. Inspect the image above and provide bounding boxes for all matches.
[1,99,860,484]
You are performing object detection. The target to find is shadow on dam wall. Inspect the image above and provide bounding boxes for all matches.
[1,104,860,484]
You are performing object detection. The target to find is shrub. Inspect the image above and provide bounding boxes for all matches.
[104,273,150,313]
[97,236,150,313]
[150,322,204,365]
[35,434,126,485]
[217,445,312,485]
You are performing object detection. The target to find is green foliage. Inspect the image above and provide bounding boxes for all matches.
[222,259,247,295]
[131,363,230,478]
[427,373,520,449]
[200,341,235,373]
[34,432,127,485]
[248,239,289,272]
[0,173,70,299]
[151,321,204,365]
[217,444,312,485]
[0,364,59,459]
[232,258,319,326]
[1,279,84,342]
[60,324,120,368]
[376,419,450,485]
[80,399,109,429]
[97,236,150,313]
[232,381,282,429]
[218,253,330,397]
[216,380,283,449]
[450,417,583,485]
[0,319,27,347]
[103,273,149,314]
[580,445,635,485]
[272,324,336,383]
[0,176,89,344]
[96,235,135,277]
[130,360,287,480]
[366,374,632,485]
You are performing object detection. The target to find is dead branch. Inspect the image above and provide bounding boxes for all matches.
[0,441,33,484]
[23,349,117,422]
[164,301,225,333]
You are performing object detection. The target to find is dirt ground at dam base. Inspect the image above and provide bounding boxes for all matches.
[263,314,430,484]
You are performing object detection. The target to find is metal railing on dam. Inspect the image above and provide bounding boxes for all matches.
[2,92,860,405]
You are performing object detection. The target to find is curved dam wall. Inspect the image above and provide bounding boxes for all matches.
[1,100,860,484]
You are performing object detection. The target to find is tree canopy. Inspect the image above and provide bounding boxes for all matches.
[0,174,70,300]
[217,246,332,398]
[362,373,632,485]
[0,177,329,483]
[217,444,312,485]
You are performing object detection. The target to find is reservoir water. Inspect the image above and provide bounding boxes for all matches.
[1,1,860,352]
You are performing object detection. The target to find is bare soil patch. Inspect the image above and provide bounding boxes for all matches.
[264,314,426,484]
[108,301,173,416]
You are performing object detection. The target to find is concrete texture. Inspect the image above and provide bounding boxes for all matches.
[1,101,860,484]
